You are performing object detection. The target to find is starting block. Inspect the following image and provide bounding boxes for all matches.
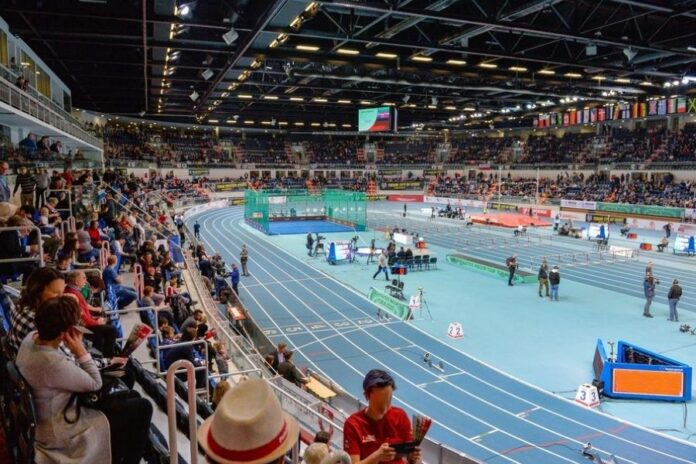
[575,383,600,408]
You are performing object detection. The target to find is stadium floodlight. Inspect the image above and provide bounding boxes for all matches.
[175,4,191,17]
[222,28,239,45]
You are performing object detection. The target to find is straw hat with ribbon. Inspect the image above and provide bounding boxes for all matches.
[198,379,299,464]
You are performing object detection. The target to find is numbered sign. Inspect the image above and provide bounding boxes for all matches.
[575,383,600,408]
[447,322,464,339]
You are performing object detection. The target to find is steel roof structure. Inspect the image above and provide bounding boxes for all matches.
[4,0,696,130]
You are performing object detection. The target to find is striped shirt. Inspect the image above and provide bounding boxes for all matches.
[13,173,36,194]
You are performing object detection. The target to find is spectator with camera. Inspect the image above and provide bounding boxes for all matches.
[344,369,421,464]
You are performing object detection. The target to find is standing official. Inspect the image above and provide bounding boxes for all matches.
[506,254,517,286]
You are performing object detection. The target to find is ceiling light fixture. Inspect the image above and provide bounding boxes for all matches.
[538,69,555,75]
[509,66,527,72]
[237,94,253,99]
[565,72,582,78]
[313,97,328,102]
[376,52,398,59]
[296,45,319,52]
[337,48,360,55]
[478,62,497,68]
[222,28,238,45]
[337,99,351,104]
[263,95,279,100]
[290,97,304,101]
[411,56,433,62]
[446,59,466,65]
[614,77,631,83]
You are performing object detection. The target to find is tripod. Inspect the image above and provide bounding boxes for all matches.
[413,288,432,321]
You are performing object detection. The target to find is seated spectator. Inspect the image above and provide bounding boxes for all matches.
[211,380,231,411]
[277,350,309,387]
[18,133,38,157]
[620,224,630,237]
[304,442,331,464]
[75,221,99,263]
[164,325,206,388]
[64,270,118,357]
[102,255,138,308]
[0,215,39,284]
[657,236,669,252]
[197,378,300,464]
[37,135,51,153]
[16,296,152,464]
[7,268,65,357]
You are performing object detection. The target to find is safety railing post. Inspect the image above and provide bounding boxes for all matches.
[166,360,199,464]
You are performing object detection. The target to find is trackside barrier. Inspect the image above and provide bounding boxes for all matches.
[166,360,199,464]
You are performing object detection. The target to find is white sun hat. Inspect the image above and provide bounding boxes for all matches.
[197,378,300,464]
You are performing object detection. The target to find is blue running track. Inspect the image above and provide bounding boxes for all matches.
[192,206,696,464]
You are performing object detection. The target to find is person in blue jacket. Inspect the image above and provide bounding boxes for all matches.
[230,263,240,295]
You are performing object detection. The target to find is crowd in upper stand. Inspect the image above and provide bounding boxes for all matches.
[89,123,694,167]
[431,171,695,208]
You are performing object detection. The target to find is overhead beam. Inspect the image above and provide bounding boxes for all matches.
[260,27,679,77]
[318,0,696,56]
[195,0,290,112]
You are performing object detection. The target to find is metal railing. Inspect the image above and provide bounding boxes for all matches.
[0,74,102,149]
[0,225,45,268]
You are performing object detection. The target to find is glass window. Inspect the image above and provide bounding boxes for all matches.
[0,31,8,66]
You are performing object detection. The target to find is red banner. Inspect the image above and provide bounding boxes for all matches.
[388,195,424,202]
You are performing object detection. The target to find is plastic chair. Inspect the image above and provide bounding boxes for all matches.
[430,257,437,270]
[5,361,37,464]
[421,255,430,270]
[413,256,423,271]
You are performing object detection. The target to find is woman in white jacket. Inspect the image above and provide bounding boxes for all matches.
[16,296,111,463]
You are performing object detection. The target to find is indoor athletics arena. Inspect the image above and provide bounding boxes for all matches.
[1,1,696,463]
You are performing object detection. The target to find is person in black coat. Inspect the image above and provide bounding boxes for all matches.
[506,254,517,286]
[306,232,314,256]
[537,259,549,297]
[668,279,682,322]
[277,350,309,387]
[549,266,561,301]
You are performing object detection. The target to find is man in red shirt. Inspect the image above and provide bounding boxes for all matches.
[64,270,117,357]
[344,370,421,464]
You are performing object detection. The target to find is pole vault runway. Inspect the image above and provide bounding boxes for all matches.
[192,206,696,464]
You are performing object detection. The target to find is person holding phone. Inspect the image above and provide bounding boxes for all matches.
[343,369,421,464]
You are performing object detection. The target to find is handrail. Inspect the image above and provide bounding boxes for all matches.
[0,73,102,150]
[0,225,45,267]
[166,360,199,464]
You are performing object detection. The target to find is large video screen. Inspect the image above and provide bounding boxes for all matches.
[358,106,392,132]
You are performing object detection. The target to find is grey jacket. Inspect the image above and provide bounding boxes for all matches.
[16,332,111,464]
